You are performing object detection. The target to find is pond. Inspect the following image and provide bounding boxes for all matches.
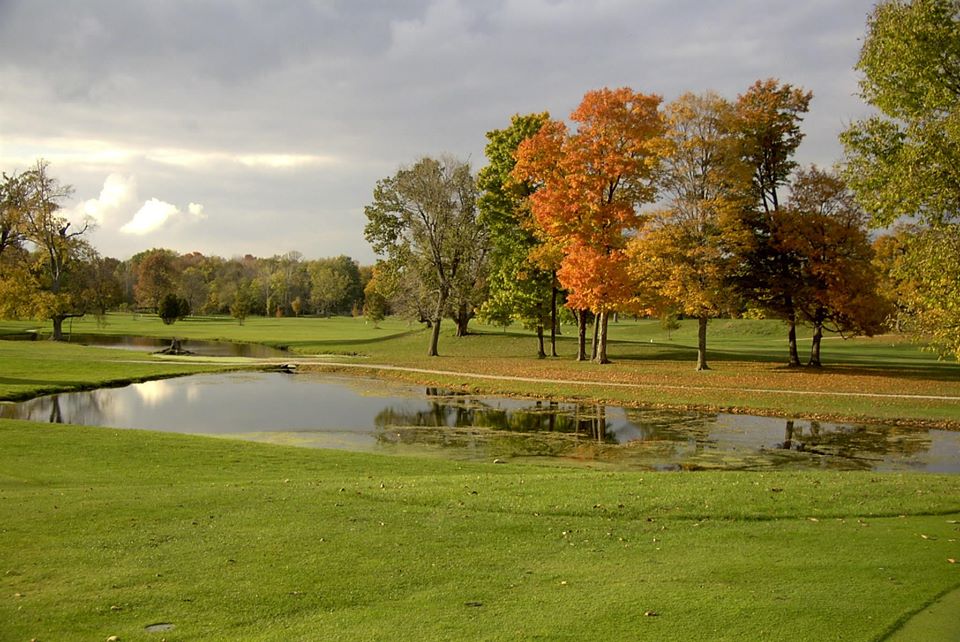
[2,372,958,472]
[1,332,289,358]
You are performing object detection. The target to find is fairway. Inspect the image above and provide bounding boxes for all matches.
[1,420,958,641]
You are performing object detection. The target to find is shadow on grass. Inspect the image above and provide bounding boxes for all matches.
[605,339,960,382]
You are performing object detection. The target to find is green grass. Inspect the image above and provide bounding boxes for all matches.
[0,339,237,401]
[0,313,417,351]
[1,420,958,641]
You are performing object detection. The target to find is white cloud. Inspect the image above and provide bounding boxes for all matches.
[67,173,136,225]
[120,197,205,235]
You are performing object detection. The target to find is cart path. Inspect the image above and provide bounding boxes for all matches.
[884,583,960,641]
[281,360,960,403]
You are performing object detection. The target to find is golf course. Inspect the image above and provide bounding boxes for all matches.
[1,314,958,640]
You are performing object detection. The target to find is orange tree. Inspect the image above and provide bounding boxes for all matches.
[513,87,663,363]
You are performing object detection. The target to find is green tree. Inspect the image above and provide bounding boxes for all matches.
[841,0,960,359]
[477,112,557,358]
[308,255,362,316]
[841,0,960,227]
[884,225,960,358]
[364,156,485,357]
[158,292,190,325]
[230,282,254,325]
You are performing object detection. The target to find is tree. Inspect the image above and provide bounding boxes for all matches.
[308,256,361,316]
[841,0,960,358]
[158,292,191,325]
[0,172,40,319]
[362,267,389,327]
[841,0,960,227]
[18,160,95,340]
[132,248,180,311]
[879,225,960,358]
[514,87,664,363]
[230,282,254,325]
[629,92,748,370]
[364,156,485,357]
[724,79,813,366]
[1,171,27,259]
[84,255,124,318]
[477,112,558,358]
[778,167,891,366]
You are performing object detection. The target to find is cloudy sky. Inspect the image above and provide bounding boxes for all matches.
[0,0,877,264]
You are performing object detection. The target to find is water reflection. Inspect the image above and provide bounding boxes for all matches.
[0,372,957,472]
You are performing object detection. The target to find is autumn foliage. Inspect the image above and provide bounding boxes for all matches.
[513,87,663,362]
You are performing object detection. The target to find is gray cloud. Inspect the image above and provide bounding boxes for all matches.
[0,0,877,263]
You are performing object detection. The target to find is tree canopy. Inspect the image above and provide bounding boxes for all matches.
[364,156,485,356]
[842,0,960,227]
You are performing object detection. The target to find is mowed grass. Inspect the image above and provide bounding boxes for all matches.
[1,420,958,641]
[0,339,236,401]
[3,314,959,425]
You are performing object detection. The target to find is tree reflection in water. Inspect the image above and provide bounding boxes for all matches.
[778,419,930,463]
[373,388,943,471]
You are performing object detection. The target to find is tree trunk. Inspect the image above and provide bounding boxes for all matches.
[590,314,600,361]
[595,311,611,364]
[696,315,710,371]
[786,310,802,367]
[550,280,558,357]
[808,321,823,367]
[783,419,795,450]
[454,303,471,337]
[576,309,588,361]
[536,324,546,359]
[51,315,64,341]
[428,289,448,357]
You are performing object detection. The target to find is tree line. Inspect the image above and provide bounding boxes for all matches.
[363,0,960,366]
[0,169,371,337]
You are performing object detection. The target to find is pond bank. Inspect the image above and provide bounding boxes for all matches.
[302,361,960,432]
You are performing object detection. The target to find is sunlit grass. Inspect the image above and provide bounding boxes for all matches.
[1,420,958,641]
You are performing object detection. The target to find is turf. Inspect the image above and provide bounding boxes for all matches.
[0,339,235,401]
[1,420,958,641]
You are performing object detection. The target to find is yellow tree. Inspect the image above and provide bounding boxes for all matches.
[514,87,663,363]
[628,92,750,370]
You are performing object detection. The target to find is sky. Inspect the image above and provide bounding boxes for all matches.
[0,0,878,265]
